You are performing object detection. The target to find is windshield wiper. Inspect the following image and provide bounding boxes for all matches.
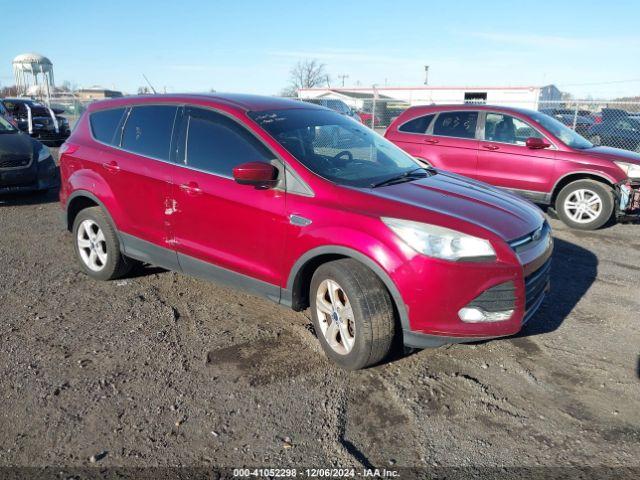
[369,167,431,188]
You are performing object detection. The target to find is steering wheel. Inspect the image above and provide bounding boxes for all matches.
[333,150,353,164]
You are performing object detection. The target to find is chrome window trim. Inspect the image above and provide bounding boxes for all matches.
[87,101,315,197]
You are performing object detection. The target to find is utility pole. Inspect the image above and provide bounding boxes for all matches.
[337,74,349,87]
[424,65,429,85]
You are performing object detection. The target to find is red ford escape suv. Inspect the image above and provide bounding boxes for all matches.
[59,94,552,370]
[385,105,640,230]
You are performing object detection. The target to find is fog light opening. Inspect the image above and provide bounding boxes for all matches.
[458,307,514,323]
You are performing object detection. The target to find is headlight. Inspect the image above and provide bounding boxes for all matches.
[382,217,496,261]
[37,144,51,162]
[614,161,640,179]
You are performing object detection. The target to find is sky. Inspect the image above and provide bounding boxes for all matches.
[1,0,639,99]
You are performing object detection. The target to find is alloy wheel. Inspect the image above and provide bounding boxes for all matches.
[77,219,108,271]
[315,279,356,355]
[564,189,603,224]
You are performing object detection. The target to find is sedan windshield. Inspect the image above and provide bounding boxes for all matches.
[0,116,17,133]
[529,111,593,149]
[249,108,421,188]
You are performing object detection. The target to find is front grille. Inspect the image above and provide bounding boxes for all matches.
[509,221,551,252]
[467,281,516,312]
[523,258,551,322]
[0,154,32,170]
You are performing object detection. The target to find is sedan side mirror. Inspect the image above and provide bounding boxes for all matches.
[525,137,551,149]
[233,161,278,188]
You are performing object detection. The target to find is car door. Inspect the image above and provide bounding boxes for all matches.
[385,113,436,162]
[476,111,556,200]
[171,106,286,298]
[97,104,179,266]
[420,110,480,178]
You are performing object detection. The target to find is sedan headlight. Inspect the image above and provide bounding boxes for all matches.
[382,217,496,261]
[37,144,51,162]
[614,161,640,179]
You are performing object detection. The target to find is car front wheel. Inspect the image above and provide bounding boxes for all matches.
[555,180,614,230]
[310,259,396,370]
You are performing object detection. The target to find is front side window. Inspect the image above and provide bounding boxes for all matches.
[90,108,126,145]
[484,113,543,145]
[249,108,420,188]
[0,116,16,133]
[122,105,178,160]
[184,108,274,176]
[432,111,478,139]
[399,114,435,134]
[529,110,592,149]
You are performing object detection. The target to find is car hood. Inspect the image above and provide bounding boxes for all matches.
[582,146,640,165]
[367,171,544,242]
[0,131,35,158]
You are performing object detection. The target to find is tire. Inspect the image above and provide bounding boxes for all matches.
[555,179,614,230]
[309,259,396,370]
[72,206,132,280]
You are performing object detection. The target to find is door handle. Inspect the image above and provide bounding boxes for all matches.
[482,144,500,151]
[179,181,202,195]
[102,161,120,172]
[423,138,439,144]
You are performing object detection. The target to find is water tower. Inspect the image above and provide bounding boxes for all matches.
[12,53,55,103]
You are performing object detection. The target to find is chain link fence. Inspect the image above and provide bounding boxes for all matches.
[299,96,640,153]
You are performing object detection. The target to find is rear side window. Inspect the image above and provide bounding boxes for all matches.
[122,105,178,160]
[399,114,435,134]
[90,108,126,145]
[184,108,274,177]
[433,111,478,139]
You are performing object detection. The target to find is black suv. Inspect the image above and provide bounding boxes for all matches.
[1,98,70,146]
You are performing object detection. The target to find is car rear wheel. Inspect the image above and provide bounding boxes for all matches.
[309,259,396,370]
[555,180,614,230]
[72,206,132,280]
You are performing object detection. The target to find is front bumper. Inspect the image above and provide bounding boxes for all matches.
[616,180,640,221]
[400,228,553,348]
[0,156,60,193]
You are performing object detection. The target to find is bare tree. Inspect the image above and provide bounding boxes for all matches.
[280,59,329,97]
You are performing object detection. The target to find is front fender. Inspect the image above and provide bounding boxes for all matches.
[283,226,412,331]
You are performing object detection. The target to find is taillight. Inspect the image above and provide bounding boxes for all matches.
[59,142,79,155]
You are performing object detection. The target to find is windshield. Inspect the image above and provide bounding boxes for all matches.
[529,111,593,149]
[249,108,420,188]
[0,116,16,133]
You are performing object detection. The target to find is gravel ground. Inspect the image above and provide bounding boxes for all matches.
[0,151,639,475]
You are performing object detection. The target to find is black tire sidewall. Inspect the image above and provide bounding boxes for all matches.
[555,180,614,230]
[309,260,394,370]
[72,207,124,281]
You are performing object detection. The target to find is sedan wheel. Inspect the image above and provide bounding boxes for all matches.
[315,279,356,355]
[77,219,108,271]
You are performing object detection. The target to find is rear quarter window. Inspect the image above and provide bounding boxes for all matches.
[90,108,127,145]
[398,114,435,134]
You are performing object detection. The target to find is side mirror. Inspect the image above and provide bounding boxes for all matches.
[233,161,278,188]
[525,137,550,149]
